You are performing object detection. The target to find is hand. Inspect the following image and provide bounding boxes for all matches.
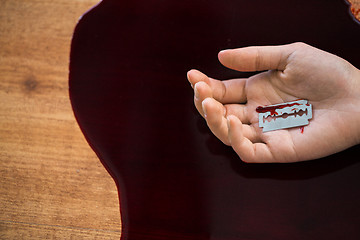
[187,42,360,163]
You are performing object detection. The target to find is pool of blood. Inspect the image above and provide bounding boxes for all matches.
[69,1,360,239]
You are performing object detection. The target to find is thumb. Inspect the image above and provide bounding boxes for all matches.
[218,42,302,72]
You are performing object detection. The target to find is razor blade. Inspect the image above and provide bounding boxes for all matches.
[256,99,312,132]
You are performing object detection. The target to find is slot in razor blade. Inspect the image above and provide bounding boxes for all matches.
[257,99,312,132]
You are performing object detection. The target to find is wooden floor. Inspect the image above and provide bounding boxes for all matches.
[0,0,121,239]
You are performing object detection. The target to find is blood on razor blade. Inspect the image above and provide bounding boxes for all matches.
[256,99,312,132]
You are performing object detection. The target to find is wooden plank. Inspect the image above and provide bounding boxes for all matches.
[0,0,121,238]
[0,220,120,239]
[348,0,360,22]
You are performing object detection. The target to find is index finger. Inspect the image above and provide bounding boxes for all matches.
[218,42,304,72]
[187,69,247,104]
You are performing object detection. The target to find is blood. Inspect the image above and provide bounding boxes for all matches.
[69,0,360,239]
[256,102,302,115]
[300,126,305,134]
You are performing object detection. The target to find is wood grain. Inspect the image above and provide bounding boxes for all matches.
[348,0,360,21]
[0,0,121,239]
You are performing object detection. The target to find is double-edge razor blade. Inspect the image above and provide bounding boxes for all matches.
[256,99,312,132]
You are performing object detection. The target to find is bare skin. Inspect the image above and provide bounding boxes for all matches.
[187,42,360,163]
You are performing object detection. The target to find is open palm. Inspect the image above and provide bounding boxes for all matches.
[187,42,360,163]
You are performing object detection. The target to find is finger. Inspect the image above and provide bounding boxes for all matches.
[203,101,260,143]
[202,99,260,143]
[241,124,262,143]
[187,69,209,88]
[202,98,230,145]
[188,69,247,104]
[224,104,262,143]
[227,115,274,163]
[218,43,300,72]
[194,81,212,117]
[224,104,251,124]
[213,78,247,104]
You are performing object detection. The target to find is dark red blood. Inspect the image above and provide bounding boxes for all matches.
[70,1,360,239]
[256,102,302,115]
